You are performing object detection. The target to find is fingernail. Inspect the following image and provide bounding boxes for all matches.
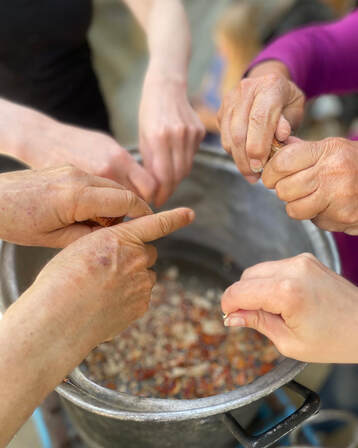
[224,316,246,327]
[188,209,195,221]
[249,159,263,173]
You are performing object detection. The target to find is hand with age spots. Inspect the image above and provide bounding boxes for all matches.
[217,61,305,183]
[0,165,153,248]
[262,137,358,234]
[221,253,358,363]
[0,207,195,447]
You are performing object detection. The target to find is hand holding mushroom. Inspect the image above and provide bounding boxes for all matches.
[222,253,358,363]
[0,165,153,248]
[262,137,358,234]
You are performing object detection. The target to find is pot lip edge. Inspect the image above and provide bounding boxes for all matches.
[56,360,307,421]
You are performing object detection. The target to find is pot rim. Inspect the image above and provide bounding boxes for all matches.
[57,359,306,421]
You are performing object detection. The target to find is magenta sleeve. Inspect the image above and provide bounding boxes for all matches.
[248,10,358,99]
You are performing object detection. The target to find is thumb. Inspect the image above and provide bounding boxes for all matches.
[224,310,290,349]
[113,207,195,243]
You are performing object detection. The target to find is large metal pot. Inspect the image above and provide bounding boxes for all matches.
[0,148,340,448]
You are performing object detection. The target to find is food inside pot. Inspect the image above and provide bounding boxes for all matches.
[84,263,280,399]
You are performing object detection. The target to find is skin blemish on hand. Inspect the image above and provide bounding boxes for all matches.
[98,256,111,267]
[26,206,36,216]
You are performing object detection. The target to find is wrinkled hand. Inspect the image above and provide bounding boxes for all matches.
[222,253,358,363]
[23,207,194,347]
[0,99,156,203]
[139,75,205,206]
[262,137,358,234]
[0,166,152,248]
[217,62,305,183]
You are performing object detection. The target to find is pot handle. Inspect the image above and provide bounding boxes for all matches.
[221,380,320,448]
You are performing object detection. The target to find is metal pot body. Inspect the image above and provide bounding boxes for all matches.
[62,398,260,448]
[0,148,340,448]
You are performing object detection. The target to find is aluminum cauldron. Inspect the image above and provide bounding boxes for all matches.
[0,148,340,448]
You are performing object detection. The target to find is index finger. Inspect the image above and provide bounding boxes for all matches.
[117,207,195,243]
[221,278,286,316]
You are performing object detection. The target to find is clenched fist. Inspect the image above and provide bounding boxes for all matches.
[217,61,305,183]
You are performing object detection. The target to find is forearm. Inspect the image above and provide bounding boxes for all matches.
[248,11,358,99]
[124,0,191,84]
[0,98,68,168]
[0,288,89,446]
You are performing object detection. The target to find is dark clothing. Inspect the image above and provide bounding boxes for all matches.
[262,0,334,44]
[0,0,110,132]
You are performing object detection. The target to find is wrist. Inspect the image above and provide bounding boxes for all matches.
[5,285,92,371]
[248,60,291,80]
[145,60,188,88]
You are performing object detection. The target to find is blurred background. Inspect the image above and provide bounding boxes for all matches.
[90,0,358,146]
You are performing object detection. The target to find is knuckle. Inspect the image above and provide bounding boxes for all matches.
[221,139,232,154]
[187,124,196,136]
[295,253,316,271]
[264,73,283,88]
[231,132,245,148]
[240,78,254,92]
[323,136,343,152]
[278,277,302,298]
[335,207,356,226]
[172,124,186,138]
[275,181,287,200]
[96,162,113,177]
[156,126,170,141]
[270,154,284,173]
[286,203,302,220]
[157,214,172,235]
[198,121,206,136]
[123,189,138,208]
[97,151,130,177]
[250,110,266,127]
[241,266,254,279]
